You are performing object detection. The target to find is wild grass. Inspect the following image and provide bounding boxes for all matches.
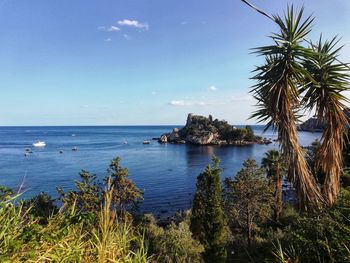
[0,187,150,262]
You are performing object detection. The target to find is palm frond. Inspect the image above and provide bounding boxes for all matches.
[301,36,350,205]
[250,6,324,210]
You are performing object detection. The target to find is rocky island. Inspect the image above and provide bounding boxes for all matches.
[157,113,272,146]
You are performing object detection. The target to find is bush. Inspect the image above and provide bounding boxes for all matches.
[277,188,350,262]
[141,213,204,262]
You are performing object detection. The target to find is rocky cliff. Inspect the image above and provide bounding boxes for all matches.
[158,114,272,146]
[298,108,350,132]
[298,118,325,132]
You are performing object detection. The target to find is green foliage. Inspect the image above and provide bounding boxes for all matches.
[341,170,350,187]
[223,158,273,247]
[23,192,58,224]
[262,150,285,222]
[141,213,204,263]
[0,196,36,261]
[245,125,256,141]
[105,156,143,215]
[0,186,14,201]
[181,114,257,142]
[58,157,143,218]
[57,170,101,215]
[276,190,350,262]
[0,158,149,262]
[190,157,229,263]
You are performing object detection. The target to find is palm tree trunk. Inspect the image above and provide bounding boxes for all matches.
[318,111,347,206]
[275,170,283,222]
[278,92,324,211]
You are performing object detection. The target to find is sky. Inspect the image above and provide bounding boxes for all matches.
[0,0,350,125]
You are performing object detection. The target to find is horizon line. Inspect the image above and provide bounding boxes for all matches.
[0,123,263,127]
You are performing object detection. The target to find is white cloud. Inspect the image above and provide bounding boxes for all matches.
[169,100,213,107]
[117,19,149,30]
[208,85,217,91]
[98,26,120,32]
[107,26,120,32]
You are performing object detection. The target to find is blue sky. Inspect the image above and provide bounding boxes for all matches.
[1,0,350,125]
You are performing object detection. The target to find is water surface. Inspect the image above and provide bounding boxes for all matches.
[0,125,320,216]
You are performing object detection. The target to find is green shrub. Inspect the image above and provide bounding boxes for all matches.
[141,213,204,263]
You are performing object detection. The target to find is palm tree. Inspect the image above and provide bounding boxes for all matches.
[301,36,350,205]
[251,6,324,211]
[262,150,284,222]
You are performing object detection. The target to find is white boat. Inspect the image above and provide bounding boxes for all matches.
[32,140,46,147]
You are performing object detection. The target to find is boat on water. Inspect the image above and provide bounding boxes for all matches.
[32,141,46,147]
[72,146,78,151]
[143,140,150,144]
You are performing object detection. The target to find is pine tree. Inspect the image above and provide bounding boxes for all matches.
[104,157,143,216]
[190,157,228,263]
[223,158,273,247]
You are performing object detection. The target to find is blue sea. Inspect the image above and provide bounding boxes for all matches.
[0,126,320,217]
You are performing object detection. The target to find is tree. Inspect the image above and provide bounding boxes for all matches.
[262,150,285,222]
[302,36,350,206]
[245,125,255,141]
[23,192,58,224]
[251,6,324,210]
[104,157,143,216]
[223,158,273,247]
[190,157,229,263]
[57,157,143,218]
[57,170,101,214]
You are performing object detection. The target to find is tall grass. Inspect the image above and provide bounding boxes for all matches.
[0,187,150,262]
[91,183,149,263]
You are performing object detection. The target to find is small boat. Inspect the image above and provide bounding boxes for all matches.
[72,147,78,151]
[123,140,128,144]
[24,152,30,157]
[32,141,46,147]
[59,150,64,154]
[143,140,150,145]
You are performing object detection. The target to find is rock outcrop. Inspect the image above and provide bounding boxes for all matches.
[298,118,325,132]
[158,113,271,146]
[298,108,350,132]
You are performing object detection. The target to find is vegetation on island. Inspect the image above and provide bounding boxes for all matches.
[2,3,350,263]
[159,113,268,145]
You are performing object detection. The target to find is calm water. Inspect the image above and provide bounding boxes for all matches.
[0,126,320,217]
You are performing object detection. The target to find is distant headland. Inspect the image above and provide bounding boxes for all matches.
[156,113,272,146]
[298,107,350,132]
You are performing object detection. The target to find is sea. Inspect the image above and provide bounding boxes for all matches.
[0,125,321,217]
